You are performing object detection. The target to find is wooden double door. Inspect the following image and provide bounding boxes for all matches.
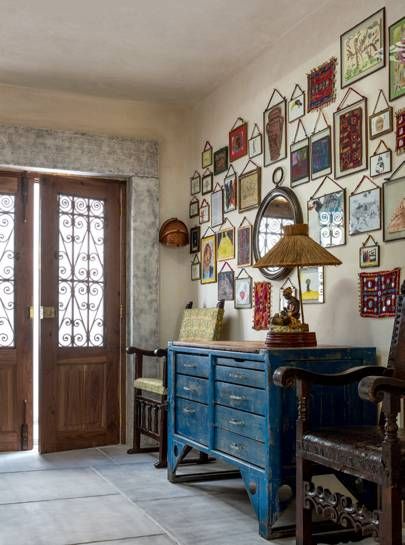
[0,172,126,453]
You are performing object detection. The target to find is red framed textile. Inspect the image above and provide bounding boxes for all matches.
[253,281,271,330]
[359,268,401,318]
[307,57,337,112]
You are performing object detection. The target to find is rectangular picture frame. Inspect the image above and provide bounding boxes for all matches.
[263,98,287,166]
[229,122,248,162]
[202,171,213,195]
[234,276,253,309]
[249,133,262,159]
[191,256,201,281]
[310,126,332,180]
[218,269,235,301]
[370,148,392,177]
[216,226,235,262]
[239,166,261,212]
[300,266,324,304]
[359,244,380,269]
[214,147,228,176]
[189,197,199,219]
[308,188,346,248]
[349,187,381,235]
[211,187,224,228]
[223,174,237,213]
[389,16,405,102]
[369,107,393,140]
[200,234,217,284]
[383,175,405,242]
[290,137,310,186]
[190,171,201,195]
[190,225,201,253]
[237,224,252,267]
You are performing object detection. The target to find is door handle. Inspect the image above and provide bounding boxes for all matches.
[28,306,56,319]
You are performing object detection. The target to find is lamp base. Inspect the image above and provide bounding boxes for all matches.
[265,330,317,348]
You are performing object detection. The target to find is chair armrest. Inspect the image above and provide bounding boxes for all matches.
[127,346,156,357]
[127,346,167,381]
[273,365,390,388]
[359,376,405,403]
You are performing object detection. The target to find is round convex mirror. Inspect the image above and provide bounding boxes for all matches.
[253,185,303,280]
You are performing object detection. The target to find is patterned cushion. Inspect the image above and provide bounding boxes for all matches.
[178,307,224,342]
[134,377,167,395]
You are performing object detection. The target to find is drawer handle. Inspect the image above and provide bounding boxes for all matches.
[183,407,196,415]
[229,418,244,427]
[230,442,244,452]
[183,385,198,392]
[183,363,197,369]
[229,394,245,401]
[229,373,244,380]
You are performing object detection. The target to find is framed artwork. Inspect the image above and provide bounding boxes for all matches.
[290,119,309,186]
[229,120,248,162]
[217,226,235,262]
[263,89,287,166]
[370,140,392,178]
[334,91,368,179]
[237,222,252,267]
[359,235,380,269]
[211,186,223,228]
[288,84,305,122]
[189,197,199,219]
[214,147,228,176]
[340,8,385,88]
[310,127,332,180]
[200,234,217,284]
[201,141,213,168]
[202,170,213,195]
[223,172,237,213]
[253,282,271,330]
[238,165,261,212]
[383,165,405,242]
[369,91,393,140]
[190,171,201,195]
[300,266,324,304]
[308,180,346,248]
[359,268,400,318]
[396,109,405,155]
[199,199,210,224]
[389,17,405,101]
[191,255,201,281]
[190,225,200,253]
[234,273,253,309]
[248,124,262,159]
[307,57,337,112]
[218,265,234,301]
[349,180,381,235]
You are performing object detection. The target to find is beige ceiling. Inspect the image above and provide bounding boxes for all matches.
[0,0,326,104]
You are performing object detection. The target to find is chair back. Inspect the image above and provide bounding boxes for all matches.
[388,281,405,379]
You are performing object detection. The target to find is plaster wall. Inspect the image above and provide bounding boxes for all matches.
[189,0,405,363]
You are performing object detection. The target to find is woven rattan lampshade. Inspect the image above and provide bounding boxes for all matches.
[254,224,342,268]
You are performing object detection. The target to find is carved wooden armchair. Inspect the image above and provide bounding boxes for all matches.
[127,300,225,468]
[274,280,405,545]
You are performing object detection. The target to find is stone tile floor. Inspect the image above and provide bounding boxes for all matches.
[0,445,377,545]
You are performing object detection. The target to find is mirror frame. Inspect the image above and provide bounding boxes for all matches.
[253,186,303,280]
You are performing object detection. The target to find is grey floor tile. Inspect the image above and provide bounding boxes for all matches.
[0,494,163,545]
[81,537,178,545]
[0,468,116,504]
[98,445,159,465]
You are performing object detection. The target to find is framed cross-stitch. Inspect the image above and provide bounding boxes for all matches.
[359,268,400,318]
[299,266,324,304]
[214,147,228,176]
[383,162,405,242]
[190,171,201,195]
[189,197,199,219]
[290,119,309,186]
[202,169,213,195]
[263,89,287,166]
[238,163,261,212]
[370,140,392,178]
[307,57,337,112]
[389,16,405,101]
[359,234,380,269]
[311,128,332,180]
[308,176,346,248]
[200,233,217,285]
[369,90,393,140]
[349,176,381,236]
[334,89,368,179]
[229,118,248,162]
[191,255,201,281]
[223,165,237,213]
[340,8,385,88]
[234,270,253,309]
[201,141,213,168]
[248,123,262,159]
[288,84,305,123]
[211,184,224,228]
[218,263,234,301]
[190,225,200,253]
[237,218,252,267]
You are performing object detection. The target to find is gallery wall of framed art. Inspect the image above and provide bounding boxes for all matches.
[185,0,404,351]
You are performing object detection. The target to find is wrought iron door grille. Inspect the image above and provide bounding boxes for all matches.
[57,194,105,348]
[0,194,15,347]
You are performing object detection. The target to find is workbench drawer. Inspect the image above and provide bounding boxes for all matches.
[215,405,265,442]
[176,353,209,378]
[215,428,265,468]
[215,365,265,389]
[215,381,265,415]
[175,398,208,446]
[176,374,208,404]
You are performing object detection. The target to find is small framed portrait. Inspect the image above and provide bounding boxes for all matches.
[290,137,310,186]
[263,91,287,166]
[359,243,380,269]
[239,166,261,212]
[299,266,324,304]
[202,171,213,195]
[288,84,305,123]
[191,255,201,281]
[237,224,252,267]
[223,174,237,213]
[214,147,228,176]
[310,127,332,180]
[199,199,210,224]
[349,186,381,235]
[189,197,199,219]
[389,16,405,101]
[370,142,392,177]
[234,275,252,309]
[211,187,224,228]
[190,226,200,253]
[248,124,262,159]
[218,269,235,301]
[190,171,201,195]
[369,107,393,140]
[216,227,235,261]
[201,141,213,168]
[200,234,217,284]
[383,172,405,242]
[229,122,248,162]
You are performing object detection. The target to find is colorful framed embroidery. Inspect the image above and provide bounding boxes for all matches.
[307,57,337,112]
[349,176,381,236]
[237,217,252,267]
[310,111,332,180]
[234,269,253,310]
[218,262,234,301]
[359,268,400,318]
[190,171,201,195]
[200,232,217,285]
[389,16,405,102]
[308,176,346,248]
[340,8,385,88]
[263,89,287,166]
[290,119,309,186]
[383,162,405,242]
[216,224,235,262]
[288,84,305,123]
[214,147,228,176]
[248,123,262,159]
[369,90,393,140]
[201,141,213,169]
[396,109,405,155]
[229,118,248,162]
[370,140,392,178]
[334,88,368,179]
[223,165,237,214]
[359,234,380,269]
[300,266,324,304]
[190,225,200,253]
[253,281,271,330]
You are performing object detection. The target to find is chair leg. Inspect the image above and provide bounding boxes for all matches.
[380,485,401,545]
[296,455,312,545]
[127,390,142,454]
[155,402,167,469]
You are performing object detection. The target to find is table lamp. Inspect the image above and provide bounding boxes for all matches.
[253,224,341,347]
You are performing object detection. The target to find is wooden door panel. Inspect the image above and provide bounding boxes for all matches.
[40,175,124,453]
